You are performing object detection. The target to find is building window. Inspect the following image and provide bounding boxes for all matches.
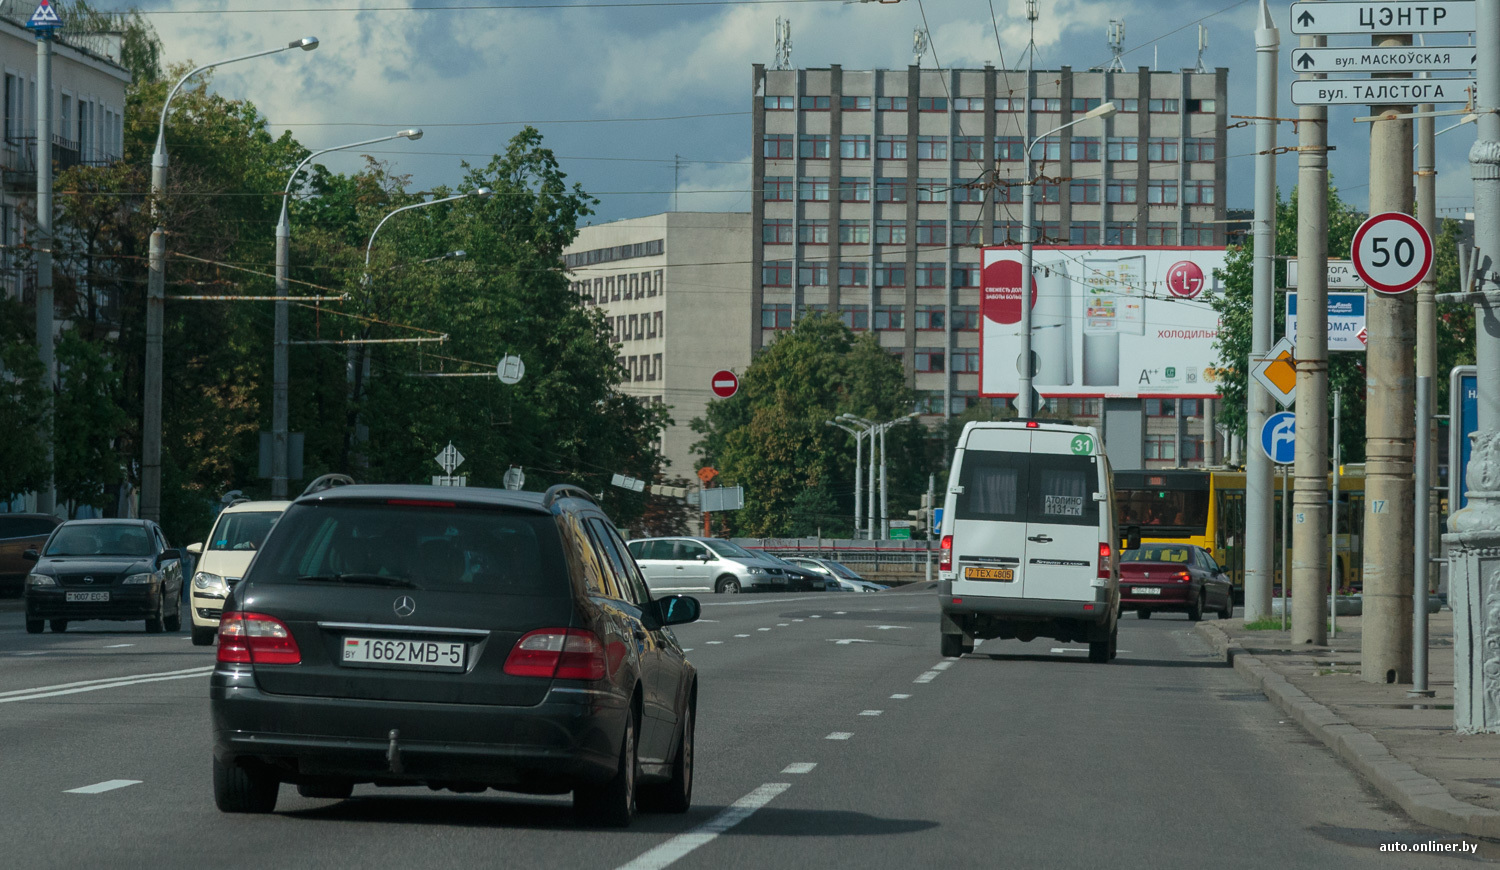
[798,220,829,244]
[609,275,620,302]
[764,95,795,110]
[646,310,657,338]
[1145,436,1177,461]
[840,306,869,329]
[1070,180,1101,204]
[951,349,980,373]
[1071,137,1101,162]
[953,223,982,246]
[875,220,906,244]
[874,305,905,329]
[1070,225,1101,245]
[628,314,640,340]
[1036,180,1062,204]
[917,136,948,160]
[995,137,1024,161]
[1180,436,1204,462]
[1188,98,1216,113]
[1071,97,1102,113]
[1106,222,1137,245]
[1107,137,1139,161]
[798,262,829,286]
[654,310,663,335]
[953,305,980,330]
[762,303,793,328]
[915,349,945,372]
[799,95,831,110]
[1106,179,1137,204]
[995,97,1026,112]
[954,97,986,111]
[876,135,908,160]
[840,135,871,159]
[1147,180,1178,205]
[915,178,948,202]
[1030,97,1062,112]
[654,270,664,295]
[764,176,793,201]
[563,238,664,269]
[1182,223,1215,245]
[916,305,945,330]
[1033,137,1061,162]
[841,95,872,111]
[916,221,946,246]
[764,219,792,244]
[1149,98,1180,113]
[876,96,908,111]
[799,177,830,201]
[874,262,906,287]
[1145,398,1177,417]
[1117,98,1140,112]
[652,353,664,381]
[951,136,985,161]
[953,181,986,203]
[917,96,948,112]
[1181,398,1202,417]
[615,316,625,341]
[1185,138,1217,162]
[993,182,1022,205]
[838,262,869,286]
[1184,180,1216,204]
[840,219,870,244]
[1145,223,1178,245]
[800,134,831,159]
[763,260,792,286]
[839,176,871,202]
[916,262,946,287]
[763,134,794,158]
[1148,138,1180,162]
[952,264,979,288]
[875,177,908,203]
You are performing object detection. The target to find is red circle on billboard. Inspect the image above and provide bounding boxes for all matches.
[710,370,739,398]
[981,259,1038,325]
[1165,260,1206,299]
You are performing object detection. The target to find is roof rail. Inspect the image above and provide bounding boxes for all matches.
[542,483,598,509]
[227,497,253,507]
[300,473,356,498]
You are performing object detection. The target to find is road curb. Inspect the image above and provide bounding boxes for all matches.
[1195,622,1500,840]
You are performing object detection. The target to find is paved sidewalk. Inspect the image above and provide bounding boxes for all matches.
[1197,611,1500,840]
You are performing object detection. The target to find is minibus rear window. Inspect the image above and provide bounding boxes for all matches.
[957,451,1100,527]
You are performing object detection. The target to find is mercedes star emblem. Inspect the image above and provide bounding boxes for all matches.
[393,596,416,618]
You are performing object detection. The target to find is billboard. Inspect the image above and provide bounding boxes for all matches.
[980,246,1228,399]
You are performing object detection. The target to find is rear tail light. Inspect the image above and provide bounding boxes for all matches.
[1097,542,1111,580]
[216,612,301,665]
[1174,570,1193,583]
[939,535,953,572]
[505,628,607,681]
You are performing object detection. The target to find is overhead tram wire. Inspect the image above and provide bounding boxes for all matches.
[134,0,849,13]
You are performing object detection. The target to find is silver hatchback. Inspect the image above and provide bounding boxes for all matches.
[626,537,789,594]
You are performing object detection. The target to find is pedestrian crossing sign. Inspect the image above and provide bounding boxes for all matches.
[26,1,62,31]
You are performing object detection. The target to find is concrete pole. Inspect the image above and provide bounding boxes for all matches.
[1203,398,1216,466]
[34,32,54,516]
[272,219,290,498]
[854,430,863,537]
[879,423,889,539]
[1291,26,1329,646]
[1413,99,1437,694]
[1245,0,1279,622]
[867,426,876,541]
[1361,32,1416,685]
[1331,391,1341,638]
[1475,0,1500,436]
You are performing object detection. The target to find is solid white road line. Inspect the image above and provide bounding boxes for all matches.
[932,661,954,671]
[890,693,911,699]
[859,710,882,716]
[826,732,853,740]
[0,665,213,705]
[615,783,791,870]
[65,779,141,794]
[781,763,817,774]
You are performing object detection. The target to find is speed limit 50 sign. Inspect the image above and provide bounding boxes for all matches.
[1351,212,1433,295]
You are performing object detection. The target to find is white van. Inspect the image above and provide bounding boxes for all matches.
[937,421,1134,663]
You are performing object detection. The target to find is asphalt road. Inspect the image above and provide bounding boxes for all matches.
[0,590,1489,869]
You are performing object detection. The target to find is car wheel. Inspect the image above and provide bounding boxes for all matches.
[145,594,165,633]
[49,619,67,633]
[213,756,279,814]
[1088,637,1110,663]
[191,625,217,646]
[715,576,740,594]
[1187,591,1204,622]
[296,780,354,800]
[574,713,637,827]
[164,595,182,632]
[25,619,43,634]
[639,699,693,813]
[1138,610,1152,620]
[1109,623,1119,660]
[940,632,965,658]
[1218,593,1234,620]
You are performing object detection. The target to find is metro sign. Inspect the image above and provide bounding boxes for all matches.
[1289,1,1476,35]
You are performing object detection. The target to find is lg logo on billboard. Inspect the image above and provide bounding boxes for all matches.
[1165,260,1206,299]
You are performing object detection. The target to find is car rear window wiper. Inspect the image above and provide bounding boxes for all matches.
[295,573,423,589]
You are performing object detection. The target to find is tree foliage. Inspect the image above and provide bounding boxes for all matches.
[0,299,50,502]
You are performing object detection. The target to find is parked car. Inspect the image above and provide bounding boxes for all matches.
[22,519,185,634]
[210,483,700,827]
[783,557,886,592]
[626,536,791,594]
[0,513,63,597]
[755,552,833,591]
[185,499,291,646]
[1120,543,1234,621]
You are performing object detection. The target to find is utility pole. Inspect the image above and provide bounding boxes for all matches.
[1331,390,1341,638]
[1362,30,1416,684]
[867,428,876,541]
[1203,398,1215,466]
[925,472,935,582]
[31,8,56,516]
[879,424,889,539]
[1412,96,1438,695]
[1291,20,1329,646]
[1245,0,1279,621]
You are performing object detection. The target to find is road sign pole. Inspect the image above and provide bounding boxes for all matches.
[1246,0,1280,622]
[1293,19,1330,645]
[1363,30,1417,684]
[1413,88,1438,695]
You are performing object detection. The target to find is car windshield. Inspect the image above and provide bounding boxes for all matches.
[828,561,862,579]
[706,540,758,559]
[45,523,153,557]
[1121,545,1193,563]
[249,502,568,595]
[210,511,282,551]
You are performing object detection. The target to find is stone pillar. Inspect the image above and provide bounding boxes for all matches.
[1446,430,1500,733]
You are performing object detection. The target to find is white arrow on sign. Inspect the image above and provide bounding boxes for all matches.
[828,638,874,645]
[1289,45,1474,73]
[1290,78,1475,106]
[1290,1,1475,35]
[1286,260,1366,290]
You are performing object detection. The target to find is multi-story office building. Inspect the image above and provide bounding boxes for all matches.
[565,212,753,481]
[751,63,1228,467]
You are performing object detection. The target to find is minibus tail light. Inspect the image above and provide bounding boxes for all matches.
[939,535,953,572]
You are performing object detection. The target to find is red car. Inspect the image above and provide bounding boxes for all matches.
[0,513,63,597]
[1120,543,1234,621]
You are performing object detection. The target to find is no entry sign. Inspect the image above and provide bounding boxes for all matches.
[710,370,739,398]
[1351,212,1433,295]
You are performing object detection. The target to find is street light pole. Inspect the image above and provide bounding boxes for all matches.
[141,36,319,521]
[826,420,863,536]
[33,16,55,515]
[1018,101,1116,418]
[272,129,422,498]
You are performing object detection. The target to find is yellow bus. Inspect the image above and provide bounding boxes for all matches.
[1113,468,1365,600]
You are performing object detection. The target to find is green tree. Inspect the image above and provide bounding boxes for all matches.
[0,299,50,502]
[53,332,128,511]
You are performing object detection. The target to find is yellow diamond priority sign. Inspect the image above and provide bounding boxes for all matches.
[1249,336,1298,408]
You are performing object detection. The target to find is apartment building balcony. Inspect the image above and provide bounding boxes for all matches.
[1,134,85,190]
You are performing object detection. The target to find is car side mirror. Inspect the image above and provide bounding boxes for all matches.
[22,548,39,562]
[159,548,181,564]
[1122,525,1141,552]
[644,594,701,629]
[695,553,712,562]
[186,542,203,556]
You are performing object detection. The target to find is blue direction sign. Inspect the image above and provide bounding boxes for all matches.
[26,1,61,32]
[1261,411,1297,465]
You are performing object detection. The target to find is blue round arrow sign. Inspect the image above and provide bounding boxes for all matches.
[1260,411,1296,465]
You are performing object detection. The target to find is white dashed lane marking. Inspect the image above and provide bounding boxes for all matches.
[932,661,954,671]
[757,628,771,632]
[776,623,789,627]
[706,641,723,645]
[913,671,939,684]
[615,783,791,870]
[104,644,134,649]
[859,710,882,717]
[826,732,853,740]
[890,693,911,699]
[781,763,817,774]
[65,780,141,795]
[734,634,750,638]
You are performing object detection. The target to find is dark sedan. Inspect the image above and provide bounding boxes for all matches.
[0,513,63,596]
[23,519,185,634]
[210,483,700,827]
[1119,543,1234,621]
[757,552,833,591]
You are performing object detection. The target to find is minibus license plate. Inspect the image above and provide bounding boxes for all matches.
[343,637,466,671]
[965,566,1013,581]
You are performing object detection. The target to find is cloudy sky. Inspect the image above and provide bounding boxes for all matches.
[123,0,1478,226]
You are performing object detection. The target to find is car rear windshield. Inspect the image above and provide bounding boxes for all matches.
[955,450,1100,527]
[45,523,153,557]
[249,502,568,596]
[210,512,281,551]
[1121,545,1192,563]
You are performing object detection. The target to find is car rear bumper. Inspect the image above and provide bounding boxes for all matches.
[210,667,626,788]
[1121,584,1194,609]
[938,580,1111,624]
[25,586,159,620]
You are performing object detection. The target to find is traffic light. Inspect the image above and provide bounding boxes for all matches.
[908,492,934,535]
